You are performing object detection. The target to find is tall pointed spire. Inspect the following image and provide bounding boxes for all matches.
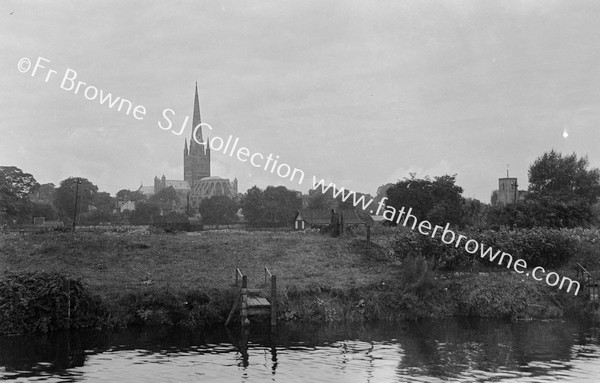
[192,82,202,147]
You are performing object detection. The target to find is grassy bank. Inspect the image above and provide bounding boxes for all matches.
[0,228,594,334]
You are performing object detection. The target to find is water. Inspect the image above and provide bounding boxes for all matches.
[1,318,599,382]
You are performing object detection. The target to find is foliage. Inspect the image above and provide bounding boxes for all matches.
[455,273,550,319]
[31,183,56,203]
[31,202,58,221]
[149,186,179,205]
[129,201,161,224]
[116,189,146,202]
[80,209,117,225]
[152,212,191,232]
[198,195,238,225]
[520,150,600,228]
[386,173,464,227]
[490,190,498,206]
[241,185,301,226]
[392,228,463,270]
[307,189,334,209]
[486,198,595,229]
[93,191,115,213]
[0,272,104,335]
[240,186,266,224]
[306,187,373,211]
[392,226,591,271]
[461,198,486,227]
[54,177,98,221]
[373,183,394,210]
[528,150,600,205]
[0,166,39,223]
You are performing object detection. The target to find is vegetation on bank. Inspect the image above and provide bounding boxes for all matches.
[0,227,597,335]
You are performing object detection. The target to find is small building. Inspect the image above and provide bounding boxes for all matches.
[293,208,371,233]
[117,200,135,213]
[293,209,332,230]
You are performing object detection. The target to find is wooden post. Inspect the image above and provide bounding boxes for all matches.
[270,275,277,327]
[241,275,249,326]
[366,225,371,243]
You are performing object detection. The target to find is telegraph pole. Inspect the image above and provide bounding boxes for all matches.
[72,178,82,231]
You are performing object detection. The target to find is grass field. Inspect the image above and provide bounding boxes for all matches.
[0,227,590,332]
[0,229,398,299]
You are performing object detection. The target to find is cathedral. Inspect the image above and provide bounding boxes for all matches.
[139,84,238,214]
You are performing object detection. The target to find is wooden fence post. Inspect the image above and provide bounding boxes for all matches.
[241,275,249,326]
[270,275,277,327]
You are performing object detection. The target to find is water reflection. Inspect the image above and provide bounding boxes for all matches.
[0,319,599,382]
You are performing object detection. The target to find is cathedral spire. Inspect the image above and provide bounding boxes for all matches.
[192,82,202,146]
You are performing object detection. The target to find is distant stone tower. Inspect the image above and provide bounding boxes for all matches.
[498,177,518,205]
[154,174,167,192]
[184,83,211,187]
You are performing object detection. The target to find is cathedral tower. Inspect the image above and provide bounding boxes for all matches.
[184,83,211,187]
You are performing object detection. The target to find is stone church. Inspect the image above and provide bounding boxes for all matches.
[138,84,238,214]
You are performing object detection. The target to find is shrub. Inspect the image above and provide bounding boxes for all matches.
[392,226,596,271]
[0,272,104,335]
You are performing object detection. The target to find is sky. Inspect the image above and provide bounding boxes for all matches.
[1,0,599,202]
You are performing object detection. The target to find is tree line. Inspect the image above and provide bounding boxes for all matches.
[2,149,599,229]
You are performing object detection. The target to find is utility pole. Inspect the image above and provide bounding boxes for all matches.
[72,178,82,231]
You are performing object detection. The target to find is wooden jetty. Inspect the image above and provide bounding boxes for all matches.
[225,267,277,327]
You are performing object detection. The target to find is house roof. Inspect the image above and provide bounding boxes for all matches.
[295,208,371,226]
[165,180,190,190]
[137,185,155,195]
[295,209,332,225]
[339,209,369,225]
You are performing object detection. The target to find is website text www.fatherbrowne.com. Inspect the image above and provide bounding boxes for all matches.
[18,55,580,296]
[310,179,581,296]
[176,115,580,297]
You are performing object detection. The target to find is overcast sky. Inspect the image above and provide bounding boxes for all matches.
[2,0,599,202]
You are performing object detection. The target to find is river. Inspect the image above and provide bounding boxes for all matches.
[0,318,599,382]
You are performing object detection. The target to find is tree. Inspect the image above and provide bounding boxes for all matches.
[54,177,98,222]
[373,183,394,212]
[263,186,302,224]
[241,186,266,224]
[307,187,373,211]
[490,190,499,206]
[241,185,301,226]
[117,189,145,202]
[386,173,464,226]
[116,189,131,201]
[461,198,485,227]
[93,192,115,214]
[149,186,178,205]
[31,183,56,204]
[198,195,238,225]
[529,150,600,204]
[129,201,160,225]
[307,188,335,209]
[31,202,58,221]
[0,166,39,223]
[526,150,600,227]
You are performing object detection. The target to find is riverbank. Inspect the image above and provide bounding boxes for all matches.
[0,229,596,334]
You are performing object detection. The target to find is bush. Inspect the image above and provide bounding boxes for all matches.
[392,226,597,271]
[152,212,191,232]
[392,228,463,270]
[105,288,235,329]
[0,272,104,335]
